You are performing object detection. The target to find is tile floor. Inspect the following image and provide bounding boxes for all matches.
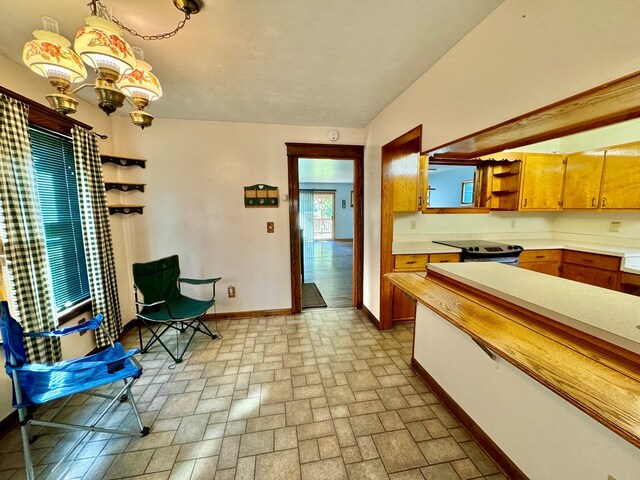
[0,308,507,480]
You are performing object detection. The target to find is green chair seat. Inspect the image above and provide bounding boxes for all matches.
[140,297,214,322]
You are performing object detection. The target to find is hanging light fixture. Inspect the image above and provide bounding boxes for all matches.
[117,47,163,129]
[22,0,203,129]
[22,17,87,115]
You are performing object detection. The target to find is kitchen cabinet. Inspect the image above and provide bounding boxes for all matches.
[486,161,521,211]
[561,250,620,290]
[600,143,640,209]
[519,249,561,276]
[519,154,565,210]
[619,272,640,296]
[562,151,604,209]
[391,252,460,322]
[392,152,426,212]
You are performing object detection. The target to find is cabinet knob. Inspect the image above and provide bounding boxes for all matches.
[602,197,607,207]
[523,198,528,207]
[591,197,596,207]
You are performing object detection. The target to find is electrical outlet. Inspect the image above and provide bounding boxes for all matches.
[510,219,517,229]
[227,285,236,298]
[609,221,621,233]
[267,221,274,233]
[410,220,416,230]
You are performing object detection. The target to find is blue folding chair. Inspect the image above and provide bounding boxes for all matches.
[0,301,149,480]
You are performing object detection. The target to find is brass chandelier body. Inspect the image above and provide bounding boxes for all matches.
[22,0,203,129]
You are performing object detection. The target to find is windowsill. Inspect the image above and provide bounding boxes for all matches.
[58,299,92,325]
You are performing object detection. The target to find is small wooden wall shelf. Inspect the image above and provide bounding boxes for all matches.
[108,204,144,215]
[101,155,146,168]
[244,184,279,207]
[105,182,145,192]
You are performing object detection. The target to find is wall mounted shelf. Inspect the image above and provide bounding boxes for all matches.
[108,204,144,215]
[105,182,145,192]
[101,155,146,168]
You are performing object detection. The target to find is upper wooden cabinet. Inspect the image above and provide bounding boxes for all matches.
[562,151,605,209]
[600,143,640,209]
[392,152,426,212]
[519,154,565,210]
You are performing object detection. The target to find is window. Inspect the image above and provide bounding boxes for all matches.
[28,126,90,314]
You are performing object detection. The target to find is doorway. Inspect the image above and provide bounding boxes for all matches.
[286,143,364,313]
[300,182,351,308]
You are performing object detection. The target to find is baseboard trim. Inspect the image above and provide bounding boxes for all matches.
[0,411,18,440]
[360,304,380,329]
[334,238,353,242]
[204,308,292,321]
[410,357,529,480]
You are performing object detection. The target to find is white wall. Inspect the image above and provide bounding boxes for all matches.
[109,117,364,321]
[363,0,640,318]
[415,304,640,480]
[299,182,354,240]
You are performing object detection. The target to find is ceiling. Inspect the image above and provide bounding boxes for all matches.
[0,0,504,127]
[299,158,353,184]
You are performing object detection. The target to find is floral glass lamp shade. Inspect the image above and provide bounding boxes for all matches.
[74,16,136,115]
[22,27,87,115]
[117,57,162,129]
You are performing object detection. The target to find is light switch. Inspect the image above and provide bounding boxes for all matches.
[267,221,274,233]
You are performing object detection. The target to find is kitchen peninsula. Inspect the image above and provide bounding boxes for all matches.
[386,263,640,480]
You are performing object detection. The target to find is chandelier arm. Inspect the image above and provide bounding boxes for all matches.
[69,83,94,95]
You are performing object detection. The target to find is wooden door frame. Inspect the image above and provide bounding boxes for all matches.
[379,126,422,330]
[287,143,364,313]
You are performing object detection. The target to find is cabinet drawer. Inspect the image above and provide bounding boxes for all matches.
[620,272,640,287]
[519,249,562,263]
[394,254,428,271]
[519,261,560,276]
[563,250,620,271]
[429,253,460,264]
[561,264,618,290]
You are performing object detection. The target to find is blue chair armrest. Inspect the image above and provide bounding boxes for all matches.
[7,347,141,373]
[23,314,104,338]
[179,277,221,285]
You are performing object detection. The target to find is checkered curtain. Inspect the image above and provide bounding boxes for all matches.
[0,94,61,362]
[71,126,122,347]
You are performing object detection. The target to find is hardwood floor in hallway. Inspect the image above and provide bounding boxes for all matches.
[304,240,353,308]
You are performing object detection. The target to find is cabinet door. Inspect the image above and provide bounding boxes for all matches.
[563,151,604,209]
[392,285,416,322]
[600,144,640,209]
[392,151,420,212]
[520,154,565,210]
[561,264,618,290]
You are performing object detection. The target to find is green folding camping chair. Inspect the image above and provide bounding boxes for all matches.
[132,255,221,363]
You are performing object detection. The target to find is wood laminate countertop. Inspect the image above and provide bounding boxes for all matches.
[385,266,640,449]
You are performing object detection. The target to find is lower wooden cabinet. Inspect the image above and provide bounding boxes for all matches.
[391,253,460,322]
[560,250,620,291]
[518,249,561,276]
[620,272,640,296]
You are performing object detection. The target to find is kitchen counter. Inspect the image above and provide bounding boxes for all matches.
[391,241,460,255]
[392,237,640,272]
[428,262,640,354]
[385,265,640,470]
